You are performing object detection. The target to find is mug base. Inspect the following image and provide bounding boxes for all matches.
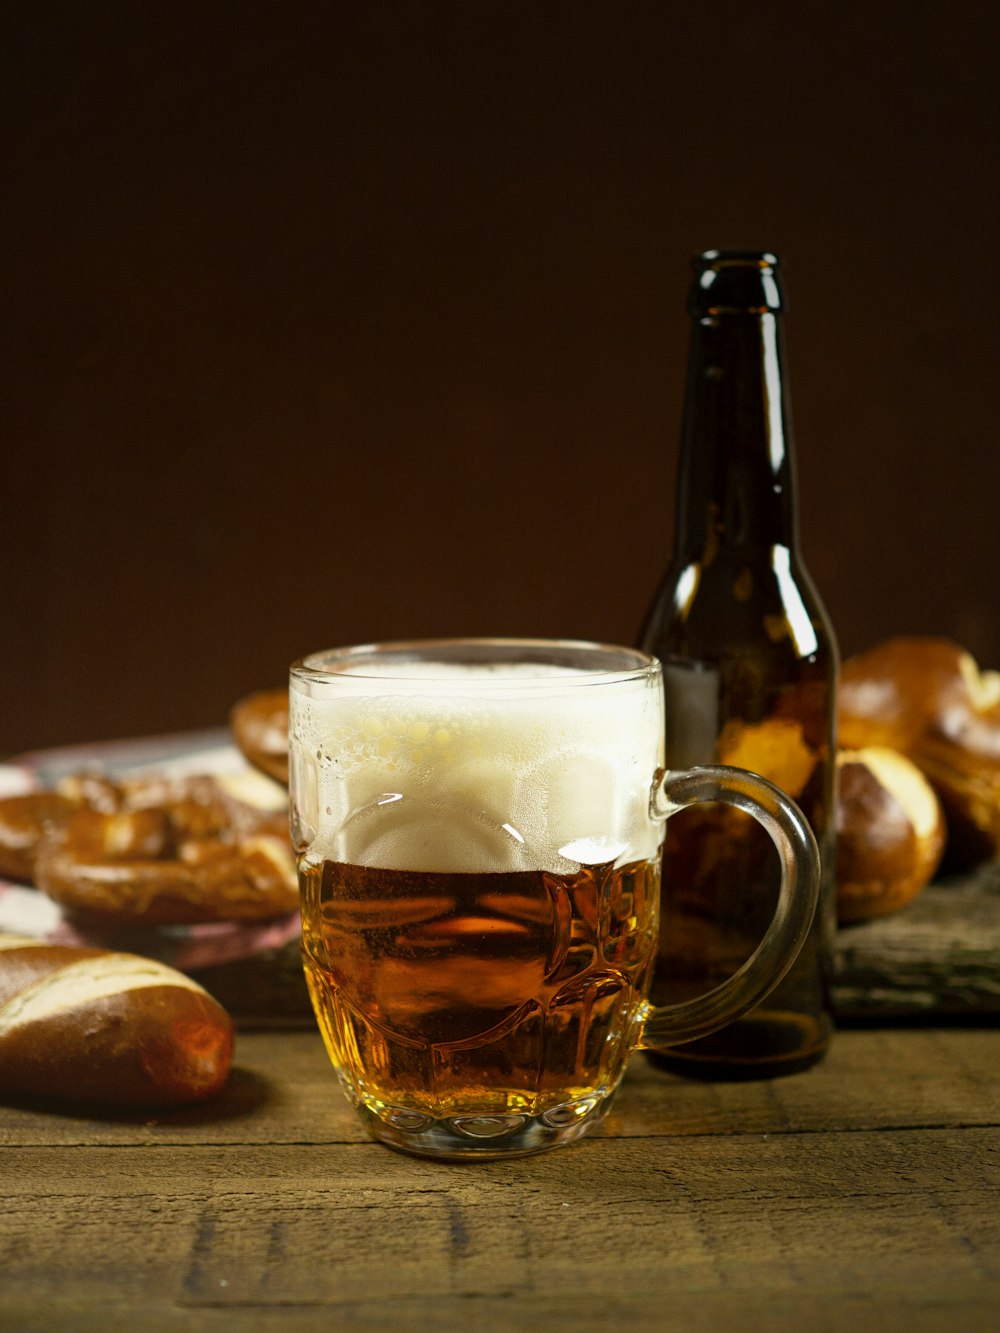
[356,1092,616,1160]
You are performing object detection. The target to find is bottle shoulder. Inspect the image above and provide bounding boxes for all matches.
[640,548,838,675]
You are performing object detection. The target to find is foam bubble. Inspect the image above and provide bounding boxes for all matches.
[289,662,663,873]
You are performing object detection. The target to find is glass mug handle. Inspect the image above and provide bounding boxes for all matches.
[641,765,821,1050]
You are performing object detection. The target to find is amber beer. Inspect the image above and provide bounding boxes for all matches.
[300,856,659,1119]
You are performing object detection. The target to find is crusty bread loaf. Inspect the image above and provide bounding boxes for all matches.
[0,934,234,1106]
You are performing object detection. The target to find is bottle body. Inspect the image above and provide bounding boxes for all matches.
[640,251,838,1079]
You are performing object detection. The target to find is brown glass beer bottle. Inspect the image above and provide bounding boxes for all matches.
[639,250,838,1079]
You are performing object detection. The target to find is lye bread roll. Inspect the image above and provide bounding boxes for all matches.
[231,688,289,784]
[835,747,946,923]
[0,935,234,1106]
[840,637,1000,867]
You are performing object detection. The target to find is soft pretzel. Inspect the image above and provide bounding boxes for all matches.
[0,772,298,926]
[0,792,79,881]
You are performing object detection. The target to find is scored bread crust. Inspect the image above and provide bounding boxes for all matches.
[0,936,234,1106]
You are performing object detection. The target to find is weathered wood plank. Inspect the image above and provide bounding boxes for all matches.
[2,1028,998,1331]
[201,857,1000,1025]
[833,859,1000,1018]
[2,1027,999,1148]
[3,1288,1000,1333]
[197,858,1000,1026]
[2,1129,998,1326]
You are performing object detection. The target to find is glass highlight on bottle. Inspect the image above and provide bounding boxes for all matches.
[290,638,819,1160]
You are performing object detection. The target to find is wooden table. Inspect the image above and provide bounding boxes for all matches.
[2,1026,999,1332]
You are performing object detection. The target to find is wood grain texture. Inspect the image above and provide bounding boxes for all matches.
[2,1027,999,1148]
[833,860,1000,1019]
[1,1029,999,1331]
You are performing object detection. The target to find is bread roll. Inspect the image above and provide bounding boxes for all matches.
[840,637,1000,866]
[230,688,289,784]
[835,747,946,923]
[0,935,234,1106]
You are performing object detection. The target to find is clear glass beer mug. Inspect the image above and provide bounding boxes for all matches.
[289,639,819,1159]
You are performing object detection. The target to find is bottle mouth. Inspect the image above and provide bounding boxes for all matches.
[689,250,784,314]
[693,249,780,271]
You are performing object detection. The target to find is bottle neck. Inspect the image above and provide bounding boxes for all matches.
[673,308,799,561]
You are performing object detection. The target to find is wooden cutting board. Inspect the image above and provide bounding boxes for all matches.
[832,857,1000,1021]
[201,859,1000,1029]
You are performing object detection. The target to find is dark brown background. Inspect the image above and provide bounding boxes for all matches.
[3,0,998,758]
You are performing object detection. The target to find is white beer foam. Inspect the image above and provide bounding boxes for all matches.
[290,664,663,873]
